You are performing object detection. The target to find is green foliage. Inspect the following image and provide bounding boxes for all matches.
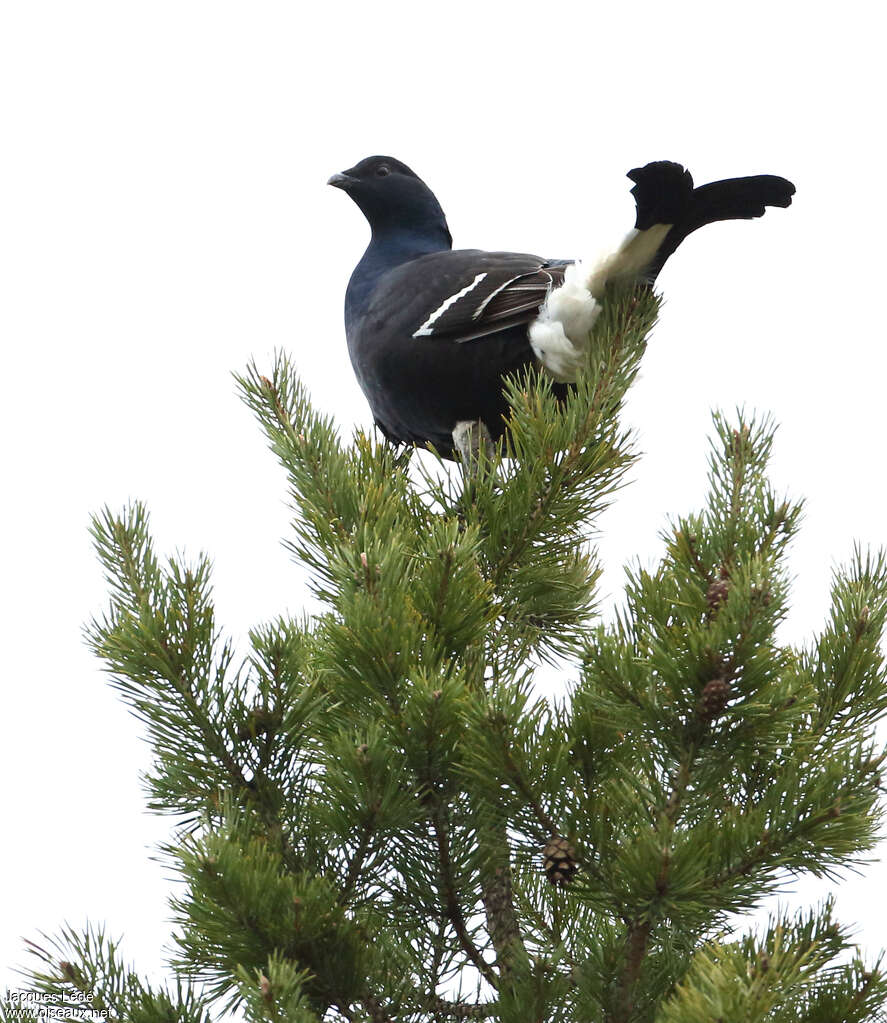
[13,285,887,1021]
[233,954,318,1023]
[170,814,368,1014]
[2,925,214,1023]
[656,902,887,1023]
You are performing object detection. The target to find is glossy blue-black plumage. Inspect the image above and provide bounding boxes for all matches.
[331,156,794,458]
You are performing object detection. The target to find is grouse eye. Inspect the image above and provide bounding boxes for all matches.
[375,165,391,177]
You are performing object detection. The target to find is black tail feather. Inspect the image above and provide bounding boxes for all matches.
[627,161,795,281]
[628,161,696,229]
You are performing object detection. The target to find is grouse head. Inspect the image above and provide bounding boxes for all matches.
[328,155,452,245]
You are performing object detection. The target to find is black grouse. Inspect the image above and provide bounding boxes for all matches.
[329,156,794,460]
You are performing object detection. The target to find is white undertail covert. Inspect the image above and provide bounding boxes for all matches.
[528,224,671,382]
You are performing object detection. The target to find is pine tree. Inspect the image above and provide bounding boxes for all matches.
[7,287,887,1023]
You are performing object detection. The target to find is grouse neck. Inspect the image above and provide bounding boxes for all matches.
[345,224,452,331]
[370,218,452,261]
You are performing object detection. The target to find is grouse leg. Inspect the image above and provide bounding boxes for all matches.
[452,419,493,474]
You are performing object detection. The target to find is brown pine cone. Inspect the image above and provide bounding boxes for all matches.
[542,835,578,887]
[706,578,730,612]
[697,678,731,721]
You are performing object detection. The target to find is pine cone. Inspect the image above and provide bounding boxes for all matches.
[706,578,730,612]
[236,706,280,740]
[697,678,731,721]
[542,835,578,887]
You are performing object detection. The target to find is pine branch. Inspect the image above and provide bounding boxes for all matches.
[610,920,652,1023]
[608,738,698,1020]
[432,807,498,989]
[339,813,377,905]
[11,927,214,1023]
[479,846,529,982]
[426,997,497,1019]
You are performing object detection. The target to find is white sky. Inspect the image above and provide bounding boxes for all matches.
[2,0,886,1007]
